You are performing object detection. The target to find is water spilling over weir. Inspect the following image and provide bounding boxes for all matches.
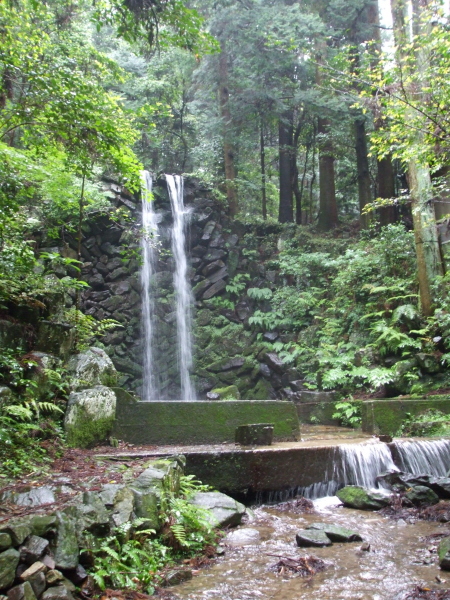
[263,438,450,502]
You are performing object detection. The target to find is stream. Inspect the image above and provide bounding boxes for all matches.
[172,497,450,600]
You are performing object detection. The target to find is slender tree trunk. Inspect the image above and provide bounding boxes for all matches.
[354,117,372,227]
[316,38,338,231]
[317,116,338,230]
[378,156,397,225]
[298,144,311,225]
[278,109,294,223]
[260,118,267,220]
[218,48,238,217]
[391,0,444,315]
[367,0,397,225]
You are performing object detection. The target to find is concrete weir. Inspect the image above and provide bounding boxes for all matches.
[112,398,300,445]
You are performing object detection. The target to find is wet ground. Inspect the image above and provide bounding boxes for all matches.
[98,425,374,461]
[169,497,450,600]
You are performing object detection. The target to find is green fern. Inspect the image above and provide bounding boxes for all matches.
[247,287,273,301]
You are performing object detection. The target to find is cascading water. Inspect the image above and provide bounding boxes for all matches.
[268,438,450,501]
[391,438,450,477]
[140,170,160,400]
[166,174,196,401]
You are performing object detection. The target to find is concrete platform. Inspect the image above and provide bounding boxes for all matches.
[361,395,450,435]
[113,399,300,445]
[99,426,374,498]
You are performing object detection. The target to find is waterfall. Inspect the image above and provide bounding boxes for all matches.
[278,438,450,501]
[140,170,160,400]
[391,439,450,477]
[166,175,196,401]
[295,441,398,499]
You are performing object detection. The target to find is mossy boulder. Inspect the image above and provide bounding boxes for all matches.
[189,492,245,527]
[245,378,275,400]
[405,485,439,506]
[336,486,391,510]
[210,385,240,400]
[64,386,116,447]
[0,548,20,589]
[67,347,118,391]
[439,536,450,569]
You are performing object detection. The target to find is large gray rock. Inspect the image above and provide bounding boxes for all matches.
[0,487,55,508]
[67,347,118,391]
[52,512,79,570]
[19,536,49,564]
[190,492,245,528]
[41,586,75,600]
[6,582,36,600]
[224,528,261,546]
[296,530,332,547]
[0,519,32,546]
[130,460,183,530]
[336,486,391,510]
[405,485,440,507]
[64,386,116,447]
[306,523,363,543]
[0,548,20,590]
[0,536,11,552]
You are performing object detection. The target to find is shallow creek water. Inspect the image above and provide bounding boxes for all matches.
[172,497,450,600]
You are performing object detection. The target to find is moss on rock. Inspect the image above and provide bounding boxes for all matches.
[211,385,241,400]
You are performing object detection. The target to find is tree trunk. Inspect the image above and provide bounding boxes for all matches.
[315,38,338,230]
[218,48,238,217]
[377,156,397,225]
[354,117,372,228]
[278,109,294,223]
[260,118,267,220]
[391,0,444,315]
[317,116,338,230]
[367,0,397,225]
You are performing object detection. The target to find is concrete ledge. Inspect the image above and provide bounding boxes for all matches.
[113,400,300,445]
[361,396,450,436]
[185,445,336,496]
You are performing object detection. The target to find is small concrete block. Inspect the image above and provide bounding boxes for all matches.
[235,423,274,446]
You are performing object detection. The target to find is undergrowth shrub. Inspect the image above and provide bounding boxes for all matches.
[248,223,443,396]
[85,475,217,594]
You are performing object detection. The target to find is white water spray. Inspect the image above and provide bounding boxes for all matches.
[272,438,450,501]
[166,175,196,401]
[392,439,450,477]
[140,170,160,400]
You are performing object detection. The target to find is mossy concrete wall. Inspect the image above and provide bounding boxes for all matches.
[184,445,337,496]
[361,396,450,436]
[113,399,300,445]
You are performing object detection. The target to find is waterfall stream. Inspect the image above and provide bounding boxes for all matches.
[140,172,195,401]
[166,175,196,401]
[275,438,450,501]
[140,170,160,400]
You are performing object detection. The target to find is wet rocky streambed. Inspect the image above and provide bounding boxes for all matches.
[171,497,450,600]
